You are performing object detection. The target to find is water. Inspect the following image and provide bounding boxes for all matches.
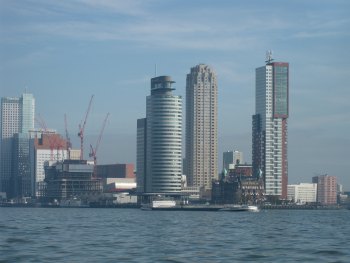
[0,208,349,262]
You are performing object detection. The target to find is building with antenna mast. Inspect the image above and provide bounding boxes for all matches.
[252,52,289,199]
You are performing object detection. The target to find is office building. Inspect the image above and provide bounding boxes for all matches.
[1,93,35,197]
[312,175,337,205]
[223,150,244,171]
[185,64,218,190]
[44,159,102,202]
[252,54,289,198]
[137,76,182,194]
[136,118,147,194]
[33,132,68,197]
[97,163,135,179]
[287,183,317,204]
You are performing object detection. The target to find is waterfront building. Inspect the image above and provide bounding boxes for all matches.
[212,175,264,205]
[185,64,218,191]
[312,175,337,205]
[287,183,317,204]
[43,159,102,202]
[136,76,182,194]
[0,93,35,198]
[33,132,67,197]
[252,54,289,199]
[97,163,135,179]
[136,118,147,194]
[12,133,35,197]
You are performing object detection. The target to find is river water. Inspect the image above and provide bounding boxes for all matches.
[0,208,349,262]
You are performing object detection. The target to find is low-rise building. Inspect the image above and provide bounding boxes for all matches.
[312,175,337,205]
[212,175,264,204]
[287,183,317,204]
[43,159,102,202]
[96,163,135,179]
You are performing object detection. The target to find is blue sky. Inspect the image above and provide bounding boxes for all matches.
[1,0,350,189]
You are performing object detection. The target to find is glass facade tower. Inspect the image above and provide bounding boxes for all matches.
[0,93,35,197]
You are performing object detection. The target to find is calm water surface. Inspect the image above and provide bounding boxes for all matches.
[0,208,349,262]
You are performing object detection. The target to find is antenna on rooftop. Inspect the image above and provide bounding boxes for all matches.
[265,50,274,64]
[155,64,157,77]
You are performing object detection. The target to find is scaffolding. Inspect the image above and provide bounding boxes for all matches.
[43,159,102,202]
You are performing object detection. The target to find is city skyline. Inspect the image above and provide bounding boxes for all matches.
[1,1,349,189]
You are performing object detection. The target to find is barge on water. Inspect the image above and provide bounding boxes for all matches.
[141,200,259,212]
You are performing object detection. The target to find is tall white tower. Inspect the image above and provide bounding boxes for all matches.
[137,76,182,194]
[252,57,289,199]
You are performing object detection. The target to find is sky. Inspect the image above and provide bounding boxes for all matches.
[1,0,349,189]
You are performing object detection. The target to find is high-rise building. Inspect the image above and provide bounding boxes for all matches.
[185,64,218,190]
[312,175,337,205]
[252,55,289,198]
[136,118,147,194]
[223,151,234,172]
[137,76,182,194]
[223,150,244,171]
[1,93,35,197]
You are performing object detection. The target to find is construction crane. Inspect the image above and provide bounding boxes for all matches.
[89,113,110,177]
[64,113,72,159]
[78,95,94,160]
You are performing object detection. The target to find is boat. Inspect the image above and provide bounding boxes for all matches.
[141,199,177,210]
[59,198,89,208]
[219,205,259,212]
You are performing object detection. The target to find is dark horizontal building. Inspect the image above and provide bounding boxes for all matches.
[96,163,135,179]
[212,172,264,205]
[43,159,102,202]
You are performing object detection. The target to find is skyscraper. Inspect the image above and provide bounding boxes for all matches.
[136,118,147,194]
[185,64,218,190]
[0,93,35,197]
[252,55,289,198]
[137,76,182,194]
[223,150,244,172]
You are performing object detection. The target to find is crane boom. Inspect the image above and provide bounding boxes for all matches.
[64,113,72,159]
[94,112,110,159]
[89,113,109,177]
[78,95,94,160]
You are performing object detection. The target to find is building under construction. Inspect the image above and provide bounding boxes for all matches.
[43,159,102,202]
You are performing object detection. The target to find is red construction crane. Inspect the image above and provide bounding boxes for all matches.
[64,113,72,159]
[89,113,110,177]
[78,95,94,160]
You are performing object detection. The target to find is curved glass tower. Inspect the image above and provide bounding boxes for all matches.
[143,76,182,194]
